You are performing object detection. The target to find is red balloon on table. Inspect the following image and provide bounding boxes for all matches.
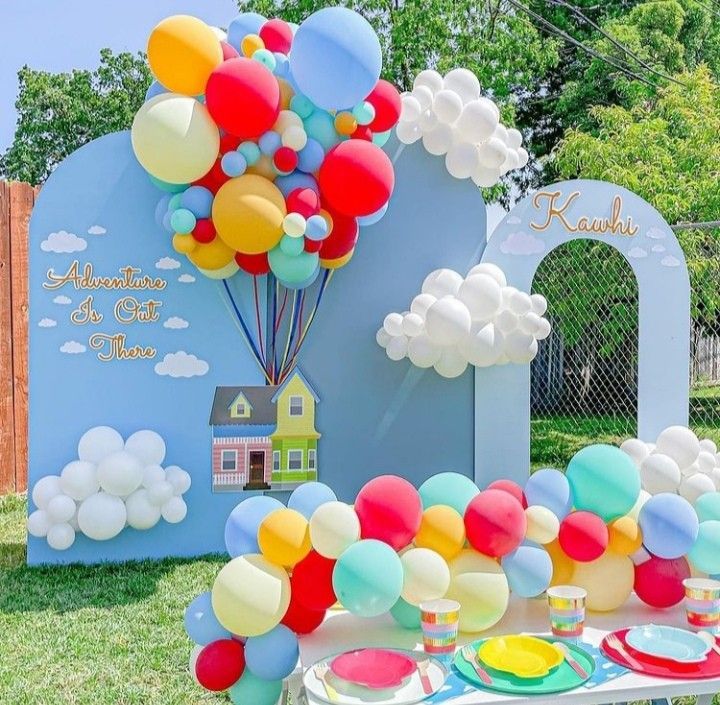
[192,219,217,243]
[206,58,280,138]
[318,211,358,261]
[259,18,293,54]
[634,554,689,608]
[194,638,245,692]
[235,251,270,275]
[464,489,527,558]
[354,475,422,551]
[558,511,608,562]
[282,593,326,635]
[365,79,402,133]
[487,479,527,508]
[292,550,337,611]
[287,188,321,218]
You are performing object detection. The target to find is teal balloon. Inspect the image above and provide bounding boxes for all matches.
[352,101,376,126]
[280,234,304,256]
[170,208,196,234]
[390,597,421,629]
[229,671,282,705]
[688,520,720,574]
[567,444,640,522]
[269,247,319,285]
[418,472,479,515]
[252,48,277,72]
[696,492,720,522]
[281,268,320,290]
[332,539,403,617]
[304,111,341,150]
[372,130,391,147]
[290,94,315,119]
[238,141,261,165]
[149,174,188,193]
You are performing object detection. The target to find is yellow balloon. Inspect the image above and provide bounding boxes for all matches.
[212,554,291,636]
[446,549,509,632]
[546,539,574,586]
[212,175,286,254]
[571,549,634,612]
[172,233,196,254]
[258,508,312,568]
[278,79,295,110]
[131,94,219,184]
[242,33,264,57]
[321,249,354,270]
[335,112,358,136]
[415,505,465,561]
[147,15,223,96]
[187,234,235,270]
[401,547,450,606]
[246,154,277,181]
[524,505,560,545]
[309,501,361,559]
[608,516,643,556]
[197,259,241,280]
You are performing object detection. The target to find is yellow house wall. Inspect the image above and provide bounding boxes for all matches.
[272,374,320,439]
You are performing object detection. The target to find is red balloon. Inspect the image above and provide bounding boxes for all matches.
[318,211,358,260]
[558,511,608,562]
[259,18,293,54]
[206,58,280,138]
[292,550,337,611]
[194,639,245,692]
[235,251,270,275]
[355,475,422,551]
[487,479,527,508]
[351,125,373,141]
[287,188,321,218]
[318,141,394,217]
[220,134,242,154]
[194,159,230,194]
[221,41,240,61]
[273,146,298,174]
[634,554,690,608]
[193,219,217,243]
[282,593,326,634]
[366,79,402,132]
[304,238,323,253]
[464,489,526,558]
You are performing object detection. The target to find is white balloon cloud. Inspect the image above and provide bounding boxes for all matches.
[27,425,191,550]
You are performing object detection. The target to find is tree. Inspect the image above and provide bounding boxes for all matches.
[0,49,150,185]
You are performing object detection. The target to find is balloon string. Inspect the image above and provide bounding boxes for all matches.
[278,289,300,382]
[269,274,278,383]
[252,276,265,366]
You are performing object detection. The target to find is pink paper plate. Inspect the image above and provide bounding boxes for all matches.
[330,648,416,689]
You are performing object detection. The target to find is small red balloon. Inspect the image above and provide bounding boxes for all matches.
[259,18,293,54]
[365,79,402,133]
[193,219,217,243]
[221,41,240,61]
[274,146,298,173]
[220,134,242,154]
[193,159,230,194]
[304,238,323,253]
[194,639,245,692]
[464,489,527,558]
[318,211,358,260]
[355,475,422,551]
[351,125,373,141]
[235,251,270,275]
[287,188,321,218]
[487,480,527,508]
[292,550,337,611]
[282,594,326,635]
[319,141,394,217]
[206,58,280,138]
[634,554,690,608]
[558,511,608,562]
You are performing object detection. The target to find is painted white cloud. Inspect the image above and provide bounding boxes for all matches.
[41,230,87,254]
[506,215,522,225]
[646,227,668,240]
[87,225,106,235]
[53,295,72,305]
[60,340,86,354]
[627,247,647,259]
[652,245,666,253]
[38,318,57,328]
[178,274,196,283]
[500,231,545,256]
[156,256,181,270]
[661,255,681,268]
[154,351,209,378]
[163,316,189,330]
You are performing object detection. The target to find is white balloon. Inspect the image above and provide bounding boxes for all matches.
[282,125,307,151]
[443,68,481,103]
[383,312,405,336]
[620,438,650,467]
[418,109,439,132]
[401,547,451,605]
[518,311,542,336]
[471,164,501,188]
[400,94,422,122]
[142,464,166,489]
[147,480,175,507]
[27,509,52,538]
[655,426,701,469]
[517,147,530,168]
[445,142,480,179]
[535,318,552,340]
[413,69,444,94]
[628,489,651,521]
[457,274,502,320]
[425,297,472,345]
[493,124,509,143]
[500,149,520,175]
[411,85,434,111]
[407,334,442,368]
[679,473,716,504]
[640,453,681,494]
[78,425,124,464]
[682,461,701,478]
[496,352,510,365]
[434,347,468,378]
[386,336,409,361]
[698,451,716,474]
[60,460,99,501]
[97,451,144,497]
[455,99,498,143]
[47,522,76,551]
[468,263,507,287]
[162,496,188,523]
[166,466,192,495]
[410,293,437,319]
[700,438,718,455]
[422,269,463,298]
[422,123,455,155]
[125,489,162,530]
[77,492,127,541]
[530,293,548,315]
[505,330,537,364]
[46,494,76,524]
[477,138,508,169]
[432,89,463,123]
[496,309,518,334]
[712,467,720,490]
[31,475,63,510]
[506,128,523,149]
[508,290,532,315]
[125,429,166,466]
[402,312,425,337]
[460,324,504,367]
[396,120,422,145]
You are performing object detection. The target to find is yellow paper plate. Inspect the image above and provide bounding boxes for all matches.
[478,636,564,678]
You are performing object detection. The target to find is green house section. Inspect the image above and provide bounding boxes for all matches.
[271,437,318,484]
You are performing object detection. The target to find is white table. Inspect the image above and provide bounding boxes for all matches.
[289,595,720,705]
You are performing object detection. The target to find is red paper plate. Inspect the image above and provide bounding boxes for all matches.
[330,648,416,689]
[601,629,720,680]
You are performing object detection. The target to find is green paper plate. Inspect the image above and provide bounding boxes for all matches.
[454,638,595,695]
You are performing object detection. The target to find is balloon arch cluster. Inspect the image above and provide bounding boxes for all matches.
[183,442,720,703]
[131,8,401,383]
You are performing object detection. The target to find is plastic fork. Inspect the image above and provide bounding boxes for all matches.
[461,644,493,685]
[606,633,643,669]
[313,663,339,703]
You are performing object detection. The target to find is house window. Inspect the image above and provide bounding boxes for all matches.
[235,401,246,416]
[221,450,237,471]
[273,451,280,472]
[308,449,316,470]
[289,395,304,416]
[288,449,303,471]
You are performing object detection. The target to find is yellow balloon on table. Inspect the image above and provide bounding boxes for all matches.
[524,505,559,545]
[131,94,219,184]
[608,516,643,555]
[546,539,574,586]
[187,234,236,270]
[415,505,465,561]
[147,15,223,96]
[212,175,286,255]
[211,554,291,636]
[571,549,634,612]
[258,507,312,568]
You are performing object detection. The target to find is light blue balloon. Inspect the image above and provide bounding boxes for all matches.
[358,202,388,227]
[289,7,382,110]
[390,597,421,630]
[372,130,391,147]
[145,80,167,102]
[290,94,315,120]
[148,174,188,193]
[224,495,284,557]
[352,101,376,126]
[332,539,403,617]
[639,492,699,559]
[221,151,248,177]
[253,49,277,72]
[259,131,282,156]
[688,520,720,574]
[227,12,266,50]
[269,247,319,285]
[501,545,553,598]
[524,468,573,519]
[305,214,329,241]
[275,172,318,199]
[273,53,290,78]
[288,482,337,519]
[280,267,321,291]
[170,208,196,234]
[304,111,341,151]
[696,492,720,522]
[418,472,479,515]
[280,234,304,257]
[184,591,232,645]
[180,186,213,219]
[154,194,171,229]
[229,671,283,705]
[245,625,299,681]
[297,139,325,174]
[238,141,261,165]
[161,211,173,232]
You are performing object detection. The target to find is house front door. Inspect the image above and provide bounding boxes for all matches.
[247,451,268,489]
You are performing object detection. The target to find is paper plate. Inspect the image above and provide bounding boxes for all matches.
[331,649,416,689]
[626,625,710,663]
[478,635,564,678]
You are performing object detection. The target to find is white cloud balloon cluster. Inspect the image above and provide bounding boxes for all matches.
[27,426,191,551]
[396,68,529,187]
[621,426,720,504]
[377,264,552,378]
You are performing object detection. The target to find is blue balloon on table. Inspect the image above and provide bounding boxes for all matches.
[184,591,232,645]
[180,185,214,219]
[227,12,266,50]
[245,625,299,680]
[224,495,284,557]
[501,544,553,598]
[639,492,699,559]
[288,482,337,519]
[524,468,573,519]
[229,670,283,705]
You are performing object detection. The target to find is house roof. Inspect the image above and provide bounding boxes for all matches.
[271,369,320,403]
[209,385,278,426]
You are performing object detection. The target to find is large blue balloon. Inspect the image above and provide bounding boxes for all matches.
[245,625,299,681]
[297,138,325,174]
[524,468,573,519]
[639,492,699,559]
[224,495,284,557]
[184,591,232,645]
[288,482,337,519]
[501,545,553,598]
[227,12,267,50]
[180,186,214,219]
[289,7,382,110]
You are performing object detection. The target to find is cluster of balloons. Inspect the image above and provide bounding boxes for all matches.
[377,263,552,378]
[395,68,529,187]
[27,426,190,550]
[132,8,401,288]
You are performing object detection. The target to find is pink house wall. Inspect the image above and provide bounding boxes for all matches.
[212,436,273,484]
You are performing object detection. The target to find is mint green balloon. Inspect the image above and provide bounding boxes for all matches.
[280,234,304,257]
[372,130,391,147]
[390,597,421,629]
[268,247,319,285]
[689,520,720,574]
[418,472,479,515]
[696,492,720,522]
[229,671,282,705]
[149,174,188,193]
[304,111,340,150]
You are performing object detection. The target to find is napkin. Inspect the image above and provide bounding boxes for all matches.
[579,640,630,689]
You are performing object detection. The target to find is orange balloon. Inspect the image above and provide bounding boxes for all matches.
[278,79,295,110]
[415,505,466,561]
[320,249,354,270]
[258,508,312,568]
[172,233,196,254]
[335,112,358,136]
[608,516,643,556]
[187,234,235,269]
[546,539,574,586]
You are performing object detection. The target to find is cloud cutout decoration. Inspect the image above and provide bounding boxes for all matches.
[60,340,86,354]
[87,225,106,235]
[27,426,191,550]
[178,274,196,283]
[163,316,189,330]
[154,351,209,378]
[41,230,87,253]
[652,245,666,253]
[646,227,667,240]
[500,231,545,256]
[661,255,681,268]
[155,256,181,270]
[627,247,647,259]
[377,264,552,378]
[38,318,57,328]
[53,295,72,305]
[506,216,522,225]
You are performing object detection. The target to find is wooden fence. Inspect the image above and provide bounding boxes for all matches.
[0,181,37,494]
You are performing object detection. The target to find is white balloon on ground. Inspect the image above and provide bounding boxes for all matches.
[422,269,463,299]
[413,69,444,94]
[125,489,162,530]
[386,335,409,361]
[60,461,99,501]
[31,475,63,510]
[422,123,455,155]
[78,426,124,464]
[468,263,507,287]
[434,347,468,378]
[408,334,442,368]
[680,474,716,504]
[383,312,404,336]
[165,466,192,495]
[457,274,502,321]
[443,68,481,103]
[47,522,76,551]
[96,451,144,497]
[445,142,479,179]
[432,89,463,123]
[142,464,166,488]
[125,430,166,466]
[655,426,701,469]
[396,120,422,145]
[376,328,391,348]
[425,297,472,345]
[621,438,650,467]
[455,99,498,143]
[27,510,52,538]
[162,496,188,523]
[77,492,127,540]
[477,137,508,169]
[402,312,425,337]
[46,494,76,524]
[640,453,681,494]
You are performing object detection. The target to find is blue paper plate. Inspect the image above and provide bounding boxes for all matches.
[626,625,710,663]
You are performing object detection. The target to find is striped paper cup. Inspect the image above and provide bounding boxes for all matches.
[684,578,720,633]
[547,586,587,640]
[420,599,460,660]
